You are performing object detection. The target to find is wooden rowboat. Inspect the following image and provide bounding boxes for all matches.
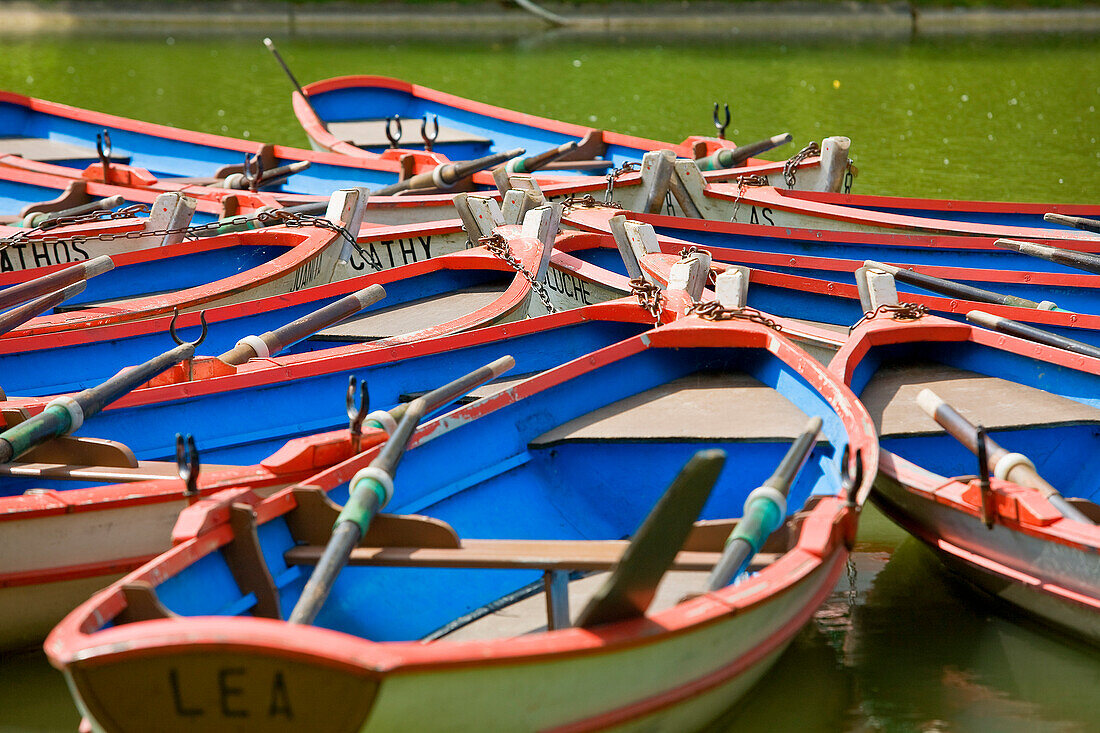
[831,309,1100,644]
[46,315,877,732]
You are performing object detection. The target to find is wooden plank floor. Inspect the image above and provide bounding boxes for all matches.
[863,362,1100,438]
[312,285,506,342]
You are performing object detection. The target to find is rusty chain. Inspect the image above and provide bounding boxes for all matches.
[687,300,783,331]
[479,232,556,315]
[729,174,768,222]
[562,193,620,212]
[1,208,362,258]
[784,141,821,189]
[629,277,664,326]
[604,161,640,206]
[849,302,928,334]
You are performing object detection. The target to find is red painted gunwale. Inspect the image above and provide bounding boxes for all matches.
[46,316,877,730]
[830,313,1100,556]
[708,185,1100,242]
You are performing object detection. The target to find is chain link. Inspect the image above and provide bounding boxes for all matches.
[687,300,783,331]
[479,232,556,315]
[604,161,640,206]
[729,174,767,222]
[1,208,363,261]
[629,277,664,326]
[562,193,620,212]
[783,141,821,189]
[848,302,928,334]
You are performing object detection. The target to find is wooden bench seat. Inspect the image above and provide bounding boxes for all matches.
[325,120,491,149]
[862,362,1100,438]
[0,136,130,163]
[311,284,507,342]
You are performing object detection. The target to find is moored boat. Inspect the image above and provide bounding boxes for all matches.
[46,313,877,732]
[831,308,1100,644]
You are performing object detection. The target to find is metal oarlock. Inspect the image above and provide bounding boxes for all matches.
[385,115,403,148]
[346,376,369,453]
[176,433,200,505]
[712,102,730,139]
[975,425,995,529]
[96,130,112,180]
[421,114,439,152]
[168,309,209,347]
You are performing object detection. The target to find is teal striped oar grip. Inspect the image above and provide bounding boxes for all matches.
[695,133,793,171]
[706,415,822,590]
[506,140,578,174]
[0,340,198,464]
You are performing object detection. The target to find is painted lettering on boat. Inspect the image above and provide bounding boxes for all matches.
[168,667,293,720]
[748,207,775,226]
[348,236,432,272]
[543,268,592,306]
[292,255,326,291]
[0,239,90,272]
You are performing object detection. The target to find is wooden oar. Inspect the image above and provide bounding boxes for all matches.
[1044,212,1100,235]
[966,310,1100,361]
[263,37,328,132]
[0,327,208,464]
[223,160,312,190]
[504,140,578,174]
[575,449,727,628]
[287,355,516,625]
[994,238,1100,276]
[864,260,1061,311]
[0,255,113,312]
[0,282,85,337]
[371,149,526,196]
[217,284,386,365]
[706,416,822,590]
[694,133,793,171]
[917,389,1094,525]
[22,196,125,229]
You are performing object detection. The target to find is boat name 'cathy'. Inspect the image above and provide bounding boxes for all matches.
[169,668,293,720]
[346,236,432,272]
[0,239,91,272]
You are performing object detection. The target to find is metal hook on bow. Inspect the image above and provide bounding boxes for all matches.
[346,375,370,452]
[385,115,403,148]
[242,153,263,192]
[420,114,439,152]
[169,308,209,347]
[176,432,200,504]
[96,130,112,180]
[712,103,731,140]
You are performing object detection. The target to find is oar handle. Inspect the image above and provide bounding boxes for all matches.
[916,389,1094,524]
[1044,212,1100,234]
[506,141,578,174]
[864,260,1051,311]
[695,133,793,171]
[0,340,198,463]
[995,238,1100,276]
[371,149,525,196]
[263,37,328,132]
[0,282,85,337]
[0,255,113,312]
[218,284,387,365]
[966,310,1100,361]
[706,416,822,590]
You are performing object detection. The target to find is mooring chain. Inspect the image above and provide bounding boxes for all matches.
[849,302,928,334]
[479,232,557,315]
[0,208,362,260]
[629,277,664,326]
[2,203,153,248]
[604,161,640,206]
[562,194,621,211]
[687,300,783,331]
[729,174,768,222]
[783,141,821,189]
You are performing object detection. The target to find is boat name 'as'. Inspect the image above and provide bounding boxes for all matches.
[169,667,293,720]
[347,236,432,272]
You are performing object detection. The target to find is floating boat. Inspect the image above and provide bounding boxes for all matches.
[46,314,877,732]
[832,307,1100,644]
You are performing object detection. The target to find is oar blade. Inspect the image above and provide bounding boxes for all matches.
[576,449,726,629]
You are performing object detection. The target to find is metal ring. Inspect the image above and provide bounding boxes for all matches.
[385,115,403,148]
[169,308,209,347]
[712,103,730,139]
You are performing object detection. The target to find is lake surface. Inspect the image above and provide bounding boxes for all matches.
[0,29,1098,732]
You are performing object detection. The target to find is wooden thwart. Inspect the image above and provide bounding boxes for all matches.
[312,285,507,342]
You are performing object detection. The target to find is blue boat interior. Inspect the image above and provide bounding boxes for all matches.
[851,340,1100,504]
[122,343,850,642]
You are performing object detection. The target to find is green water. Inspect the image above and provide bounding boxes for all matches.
[0,30,1098,732]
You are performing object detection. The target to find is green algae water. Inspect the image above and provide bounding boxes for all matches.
[0,29,1098,732]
